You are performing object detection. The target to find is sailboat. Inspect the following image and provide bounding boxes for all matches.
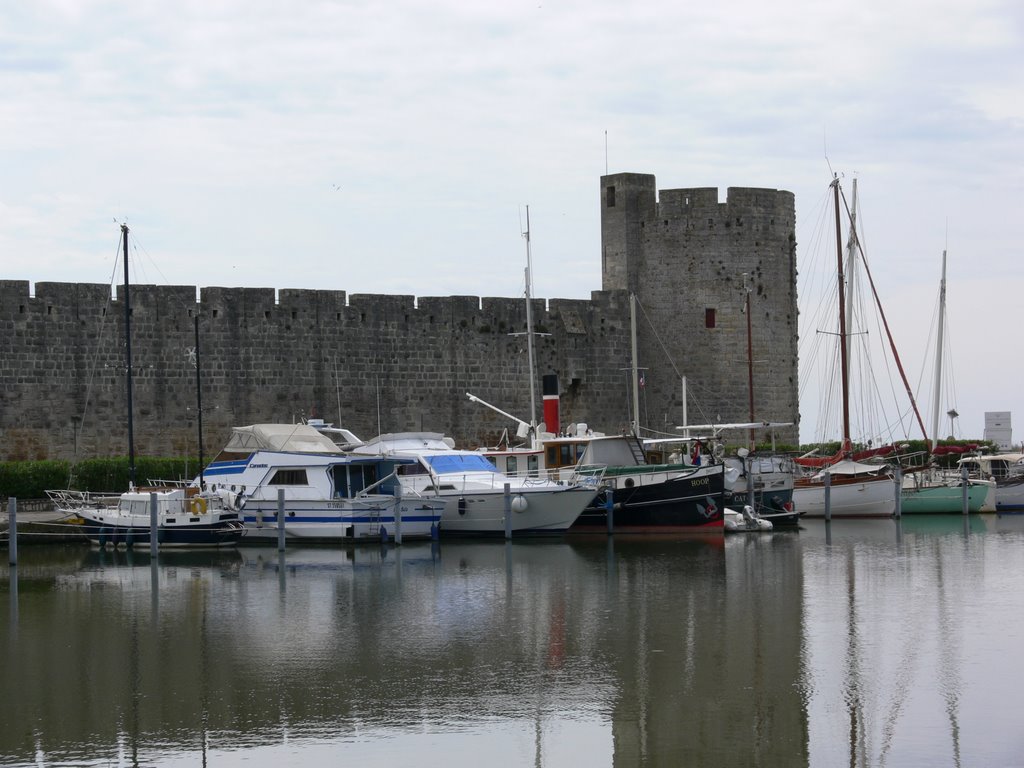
[48,224,245,547]
[792,179,900,518]
[900,249,995,513]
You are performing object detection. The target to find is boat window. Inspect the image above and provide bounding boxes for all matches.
[398,462,429,475]
[424,454,499,474]
[559,444,574,467]
[348,464,378,495]
[528,455,539,477]
[546,446,558,467]
[507,455,518,476]
[270,469,308,485]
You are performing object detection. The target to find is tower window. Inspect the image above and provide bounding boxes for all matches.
[705,308,716,328]
[606,186,616,207]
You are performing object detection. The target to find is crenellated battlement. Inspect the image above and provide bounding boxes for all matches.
[0,173,800,462]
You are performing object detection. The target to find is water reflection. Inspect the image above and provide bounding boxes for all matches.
[2,523,1024,766]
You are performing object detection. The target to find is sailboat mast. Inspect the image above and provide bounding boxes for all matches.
[841,191,931,446]
[844,179,859,368]
[523,206,538,440]
[744,273,755,450]
[195,314,205,488]
[630,292,640,437]
[120,224,137,488]
[832,178,852,444]
[930,250,947,450]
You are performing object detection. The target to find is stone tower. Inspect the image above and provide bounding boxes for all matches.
[600,173,799,445]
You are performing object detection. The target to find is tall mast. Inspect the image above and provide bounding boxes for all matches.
[842,192,931,446]
[523,206,538,442]
[122,224,136,487]
[743,272,755,450]
[832,178,852,445]
[930,250,947,450]
[630,292,640,437]
[843,179,859,368]
[194,314,205,488]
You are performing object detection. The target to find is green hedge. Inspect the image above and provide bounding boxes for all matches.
[0,457,201,500]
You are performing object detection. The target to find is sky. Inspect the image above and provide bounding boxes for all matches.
[2,0,1021,445]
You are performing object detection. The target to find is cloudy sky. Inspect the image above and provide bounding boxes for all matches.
[2,0,1021,444]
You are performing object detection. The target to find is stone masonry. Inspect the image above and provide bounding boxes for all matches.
[0,173,798,462]
[601,173,799,443]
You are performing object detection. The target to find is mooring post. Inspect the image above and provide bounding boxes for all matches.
[746,457,756,512]
[961,464,970,516]
[394,483,403,546]
[277,488,286,552]
[504,483,512,540]
[893,466,902,519]
[8,497,17,566]
[150,492,159,555]
[824,471,832,522]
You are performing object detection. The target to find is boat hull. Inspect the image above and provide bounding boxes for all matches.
[433,485,598,536]
[900,483,992,514]
[793,475,896,518]
[570,465,725,533]
[994,477,1024,512]
[239,499,442,541]
[77,511,245,548]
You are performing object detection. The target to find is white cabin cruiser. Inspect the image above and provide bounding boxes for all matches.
[347,432,599,535]
[202,424,443,542]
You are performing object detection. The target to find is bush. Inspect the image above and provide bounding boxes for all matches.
[0,460,71,500]
[0,457,201,500]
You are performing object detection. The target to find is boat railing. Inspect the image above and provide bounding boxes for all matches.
[45,489,121,511]
[479,463,607,489]
[144,477,193,489]
[425,468,597,493]
[563,464,607,489]
[359,471,433,501]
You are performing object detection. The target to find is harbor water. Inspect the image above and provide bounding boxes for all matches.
[3,516,1024,767]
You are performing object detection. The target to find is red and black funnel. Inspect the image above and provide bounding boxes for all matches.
[542,374,559,435]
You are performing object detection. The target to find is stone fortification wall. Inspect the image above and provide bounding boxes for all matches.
[0,172,800,463]
[0,279,635,461]
[600,174,799,444]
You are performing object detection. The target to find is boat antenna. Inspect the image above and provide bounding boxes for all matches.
[121,223,137,488]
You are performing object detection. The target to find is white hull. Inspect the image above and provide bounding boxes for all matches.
[239,498,440,541]
[431,485,596,534]
[793,476,896,518]
[993,478,1024,511]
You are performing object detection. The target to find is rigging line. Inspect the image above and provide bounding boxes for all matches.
[67,235,124,483]
[838,185,929,444]
[130,233,199,316]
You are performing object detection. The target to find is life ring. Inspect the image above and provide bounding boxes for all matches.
[189,497,208,515]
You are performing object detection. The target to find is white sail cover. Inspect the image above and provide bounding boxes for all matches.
[223,424,344,454]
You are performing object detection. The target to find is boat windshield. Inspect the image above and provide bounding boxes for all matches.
[425,454,500,475]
